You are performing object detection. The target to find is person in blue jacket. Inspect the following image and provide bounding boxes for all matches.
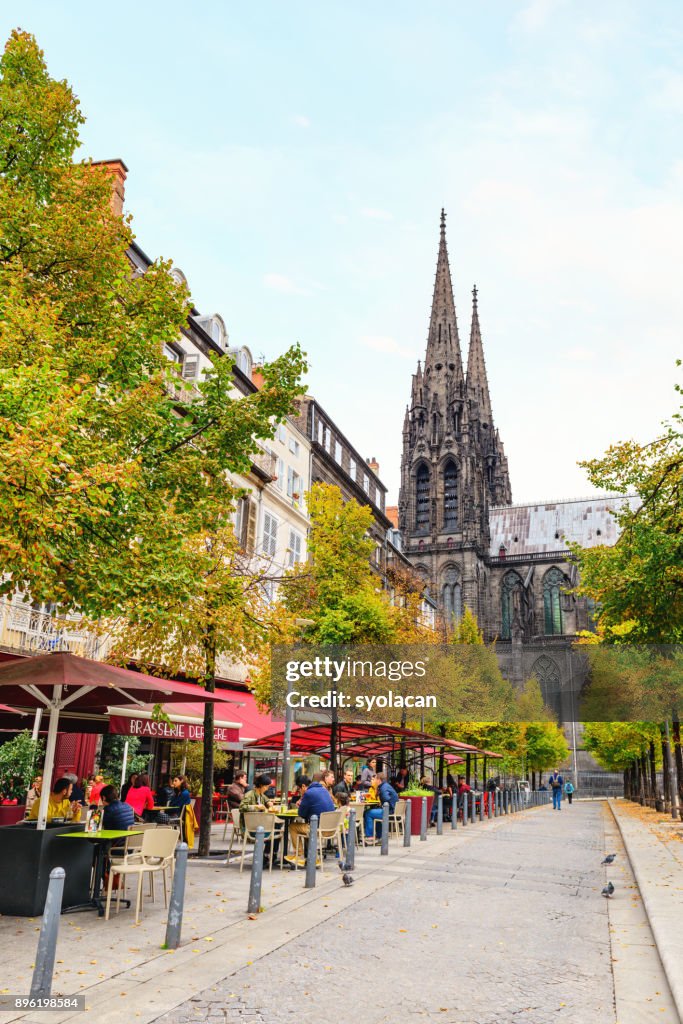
[286,772,334,863]
[365,773,398,840]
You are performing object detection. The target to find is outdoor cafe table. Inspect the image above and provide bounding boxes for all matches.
[59,830,143,916]
[274,809,300,857]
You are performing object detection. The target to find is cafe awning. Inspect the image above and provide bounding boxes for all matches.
[0,652,239,829]
[246,722,482,758]
[108,702,241,742]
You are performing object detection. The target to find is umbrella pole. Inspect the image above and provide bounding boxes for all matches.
[31,708,43,743]
[120,740,129,791]
[37,688,62,831]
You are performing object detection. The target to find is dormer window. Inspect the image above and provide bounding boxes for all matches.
[195,313,228,350]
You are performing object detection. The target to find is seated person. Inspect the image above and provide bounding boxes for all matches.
[156,777,174,807]
[365,774,398,839]
[287,773,334,862]
[239,773,275,826]
[224,770,248,811]
[392,767,409,793]
[333,769,354,800]
[101,784,135,831]
[28,777,82,823]
[125,773,155,819]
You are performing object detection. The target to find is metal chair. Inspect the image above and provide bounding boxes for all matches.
[240,812,280,873]
[105,827,178,923]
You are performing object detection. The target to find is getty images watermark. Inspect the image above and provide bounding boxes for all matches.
[283,654,436,712]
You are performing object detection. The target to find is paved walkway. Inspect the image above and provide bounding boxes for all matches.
[154,802,669,1024]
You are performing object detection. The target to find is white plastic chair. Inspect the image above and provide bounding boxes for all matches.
[241,812,281,874]
[105,827,178,923]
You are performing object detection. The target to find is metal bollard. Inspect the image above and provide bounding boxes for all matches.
[462,792,467,827]
[165,842,189,949]
[403,799,412,846]
[480,793,485,822]
[420,797,427,841]
[451,793,457,830]
[436,794,443,835]
[470,792,475,825]
[305,815,318,888]
[380,802,390,855]
[247,828,265,913]
[31,867,65,999]
[346,810,356,870]
[503,791,508,815]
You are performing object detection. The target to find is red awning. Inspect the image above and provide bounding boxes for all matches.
[108,700,241,742]
[246,722,482,756]
[234,691,287,744]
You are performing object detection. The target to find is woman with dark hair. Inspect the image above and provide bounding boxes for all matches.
[168,775,192,815]
[124,772,154,818]
[121,772,138,803]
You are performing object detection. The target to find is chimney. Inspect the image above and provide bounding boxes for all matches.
[90,159,128,217]
[366,456,380,475]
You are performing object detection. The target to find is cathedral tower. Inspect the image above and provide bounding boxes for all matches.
[398,211,511,628]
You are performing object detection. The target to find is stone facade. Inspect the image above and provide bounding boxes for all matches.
[399,212,637,706]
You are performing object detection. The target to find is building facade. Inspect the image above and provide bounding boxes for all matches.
[398,211,637,713]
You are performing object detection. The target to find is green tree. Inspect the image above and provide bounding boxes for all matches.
[0,731,45,801]
[524,723,569,780]
[572,364,683,643]
[0,30,306,617]
[98,735,149,787]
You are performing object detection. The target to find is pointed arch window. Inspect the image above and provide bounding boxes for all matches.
[501,570,523,640]
[443,459,458,531]
[442,567,461,626]
[543,567,565,635]
[531,655,561,720]
[415,464,430,533]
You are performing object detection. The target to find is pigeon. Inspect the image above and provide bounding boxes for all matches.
[601,854,617,865]
[338,860,351,872]
[601,882,614,898]
[342,873,354,887]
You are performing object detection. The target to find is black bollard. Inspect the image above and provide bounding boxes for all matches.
[420,797,428,841]
[346,809,356,870]
[305,815,318,888]
[247,828,265,913]
[403,799,412,847]
[381,802,390,855]
[436,794,443,835]
[30,867,65,999]
[165,842,189,948]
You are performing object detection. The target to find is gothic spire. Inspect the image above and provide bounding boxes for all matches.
[425,209,463,380]
[466,284,493,425]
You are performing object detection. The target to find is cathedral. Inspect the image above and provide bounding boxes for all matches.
[398,211,636,717]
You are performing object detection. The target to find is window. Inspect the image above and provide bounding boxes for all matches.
[262,511,278,557]
[234,496,247,543]
[415,464,430,532]
[443,460,458,531]
[349,456,357,481]
[324,428,331,453]
[317,419,324,445]
[163,344,181,363]
[181,353,199,380]
[289,437,300,456]
[543,567,564,635]
[287,467,301,498]
[277,424,286,444]
[288,529,303,567]
[276,457,285,491]
[261,578,276,604]
[237,497,258,553]
[531,655,561,720]
[443,581,462,626]
[237,349,251,375]
[501,570,523,640]
[334,439,342,464]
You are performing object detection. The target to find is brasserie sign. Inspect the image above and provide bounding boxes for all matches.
[108,715,239,742]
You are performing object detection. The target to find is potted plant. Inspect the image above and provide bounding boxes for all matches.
[400,776,436,836]
[0,731,45,825]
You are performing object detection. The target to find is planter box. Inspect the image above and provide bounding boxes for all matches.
[0,804,26,826]
[0,822,92,916]
[403,794,434,835]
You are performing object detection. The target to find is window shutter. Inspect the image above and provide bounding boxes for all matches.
[263,511,278,557]
[288,529,302,566]
[182,354,199,380]
[245,498,258,554]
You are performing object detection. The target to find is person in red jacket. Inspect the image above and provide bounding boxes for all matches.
[124,773,155,818]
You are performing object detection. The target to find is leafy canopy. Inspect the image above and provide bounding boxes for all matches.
[0,30,306,617]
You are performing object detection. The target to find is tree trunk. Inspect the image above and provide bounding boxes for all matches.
[531,769,536,791]
[649,740,657,808]
[198,632,216,858]
[661,726,672,812]
[639,752,647,805]
[673,715,683,803]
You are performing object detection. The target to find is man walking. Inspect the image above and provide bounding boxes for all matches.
[564,779,574,805]
[549,768,564,810]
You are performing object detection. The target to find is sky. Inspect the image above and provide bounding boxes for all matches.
[4,1,682,504]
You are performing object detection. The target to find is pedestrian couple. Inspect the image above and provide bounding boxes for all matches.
[548,769,574,810]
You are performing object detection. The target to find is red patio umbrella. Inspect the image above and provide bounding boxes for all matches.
[0,652,238,829]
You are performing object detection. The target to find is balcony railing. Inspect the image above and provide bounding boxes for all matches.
[251,446,278,482]
[0,601,107,660]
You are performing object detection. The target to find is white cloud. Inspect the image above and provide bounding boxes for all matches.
[292,114,311,128]
[512,0,568,33]
[360,335,414,358]
[263,273,311,296]
[361,207,393,221]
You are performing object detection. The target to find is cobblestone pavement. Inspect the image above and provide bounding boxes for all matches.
[154,803,618,1024]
